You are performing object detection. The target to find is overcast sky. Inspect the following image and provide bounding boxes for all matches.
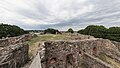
[0,0,120,30]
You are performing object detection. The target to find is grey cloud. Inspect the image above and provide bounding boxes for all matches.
[16,3,49,20]
[0,0,120,30]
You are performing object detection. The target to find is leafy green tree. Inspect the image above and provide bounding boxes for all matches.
[78,25,107,37]
[44,28,61,34]
[0,23,26,38]
[66,28,74,33]
[77,25,120,42]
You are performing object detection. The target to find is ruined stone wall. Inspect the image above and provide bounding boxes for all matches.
[38,39,120,68]
[0,39,9,47]
[63,33,95,40]
[43,41,80,68]
[0,34,31,68]
[74,39,120,63]
[83,53,113,68]
[112,41,120,51]
[0,34,32,47]
[96,40,120,63]
[0,43,29,68]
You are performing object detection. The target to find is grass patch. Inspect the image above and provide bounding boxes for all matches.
[27,34,69,58]
[98,53,107,62]
[106,56,120,68]
[99,53,120,68]
[27,34,68,46]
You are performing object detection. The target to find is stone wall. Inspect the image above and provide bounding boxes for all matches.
[63,33,95,40]
[0,43,29,68]
[0,39,9,47]
[29,43,45,68]
[0,34,32,47]
[0,34,31,68]
[83,53,113,68]
[36,39,120,68]
[112,41,120,51]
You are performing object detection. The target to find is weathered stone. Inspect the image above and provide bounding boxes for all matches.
[0,34,31,68]
[0,34,32,47]
[0,43,29,68]
[30,38,120,68]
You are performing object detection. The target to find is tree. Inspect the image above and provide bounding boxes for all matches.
[44,28,61,34]
[77,25,120,42]
[66,28,74,33]
[77,25,107,37]
[0,24,26,38]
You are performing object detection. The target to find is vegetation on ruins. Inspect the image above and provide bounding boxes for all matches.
[78,25,120,42]
[66,28,74,33]
[44,28,61,34]
[0,23,27,38]
[27,34,69,58]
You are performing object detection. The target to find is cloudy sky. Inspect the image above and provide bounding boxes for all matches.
[0,0,120,30]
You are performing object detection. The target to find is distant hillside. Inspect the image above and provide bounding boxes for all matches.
[0,23,27,38]
[26,30,44,33]
[78,25,120,42]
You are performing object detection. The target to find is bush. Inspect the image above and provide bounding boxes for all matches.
[66,28,74,33]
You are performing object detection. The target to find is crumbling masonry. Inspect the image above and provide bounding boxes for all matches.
[0,34,32,68]
[30,38,120,68]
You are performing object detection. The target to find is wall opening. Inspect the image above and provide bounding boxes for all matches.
[79,51,82,54]
[93,47,97,56]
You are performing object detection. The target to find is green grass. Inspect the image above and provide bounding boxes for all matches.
[99,53,120,68]
[27,34,68,46]
[98,53,107,62]
[27,34,69,58]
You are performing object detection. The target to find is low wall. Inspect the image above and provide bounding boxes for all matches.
[83,53,113,68]
[112,41,120,51]
[63,33,95,40]
[29,53,42,68]
[0,34,32,47]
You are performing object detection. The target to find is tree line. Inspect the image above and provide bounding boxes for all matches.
[43,28,74,34]
[77,25,120,42]
[0,23,27,38]
[1,23,120,42]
